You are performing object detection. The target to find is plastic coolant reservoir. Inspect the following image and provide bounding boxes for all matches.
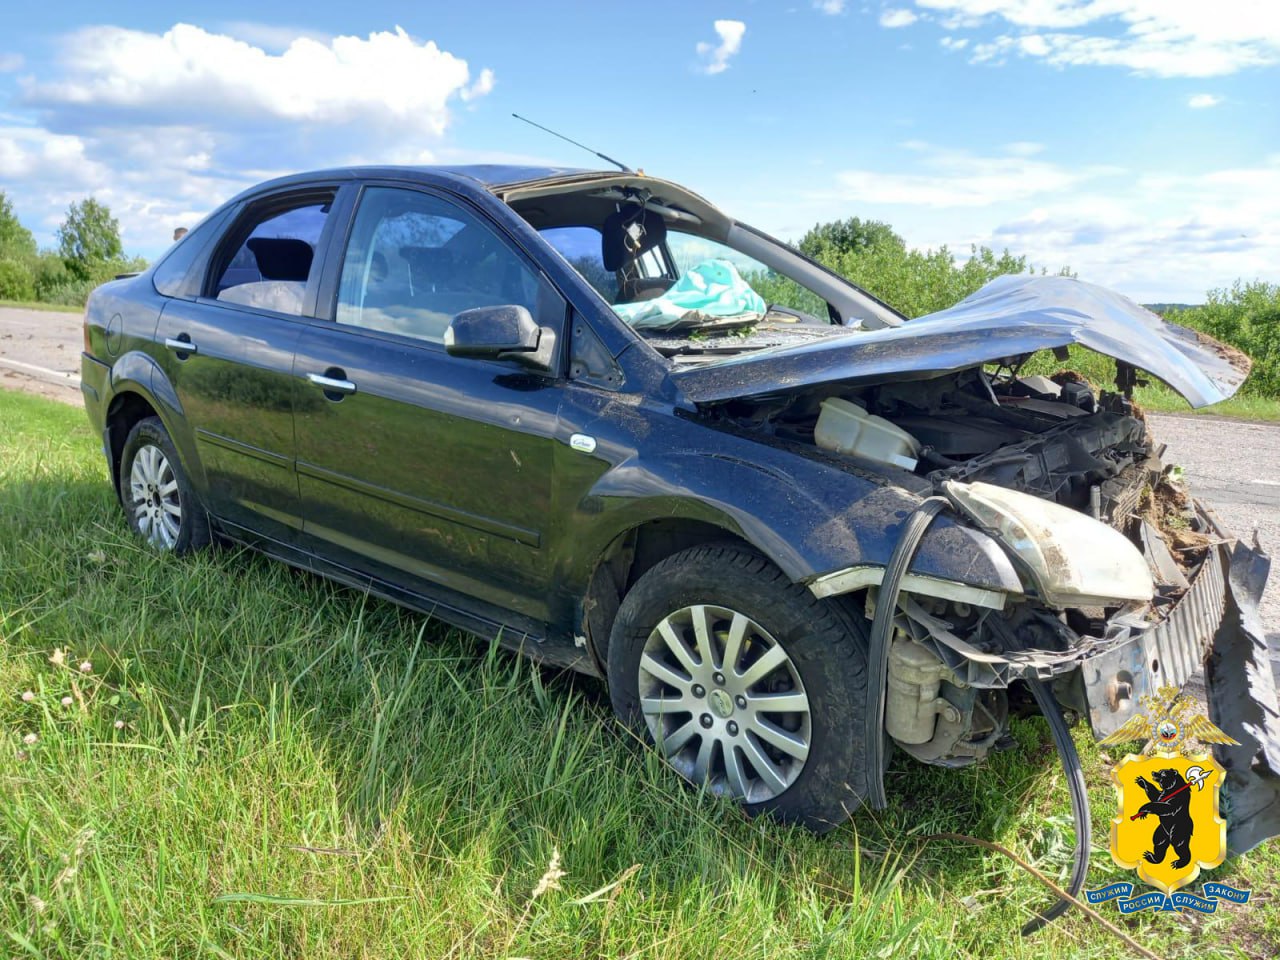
[814,397,921,470]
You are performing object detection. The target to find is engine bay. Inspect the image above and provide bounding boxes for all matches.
[704,360,1223,768]
[707,364,1198,565]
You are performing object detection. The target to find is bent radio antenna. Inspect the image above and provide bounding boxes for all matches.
[512,113,633,173]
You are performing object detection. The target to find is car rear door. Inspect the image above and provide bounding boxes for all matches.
[154,184,352,543]
[292,183,566,621]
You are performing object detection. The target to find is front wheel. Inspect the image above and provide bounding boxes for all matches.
[118,416,211,554]
[607,543,871,833]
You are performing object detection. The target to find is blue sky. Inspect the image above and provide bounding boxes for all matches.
[1,1,1277,302]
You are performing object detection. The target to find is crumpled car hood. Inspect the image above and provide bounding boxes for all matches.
[670,275,1251,408]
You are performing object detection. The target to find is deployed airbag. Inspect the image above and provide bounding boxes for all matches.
[613,259,765,330]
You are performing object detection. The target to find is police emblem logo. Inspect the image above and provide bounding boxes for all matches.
[1086,684,1253,912]
[1109,752,1225,893]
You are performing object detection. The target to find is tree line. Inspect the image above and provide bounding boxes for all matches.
[0,192,146,306]
[779,216,1278,399]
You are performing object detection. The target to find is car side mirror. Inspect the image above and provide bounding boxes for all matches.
[444,305,554,371]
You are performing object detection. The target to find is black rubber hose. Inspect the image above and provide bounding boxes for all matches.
[862,495,1089,931]
[1018,674,1091,935]
[864,496,950,809]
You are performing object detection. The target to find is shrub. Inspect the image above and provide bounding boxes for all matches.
[32,253,71,301]
[1167,282,1280,397]
[0,257,36,301]
[40,279,100,307]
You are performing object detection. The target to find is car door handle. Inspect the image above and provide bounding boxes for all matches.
[307,372,357,395]
[164,337,198,355]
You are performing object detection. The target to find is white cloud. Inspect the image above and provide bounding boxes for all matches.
[696,20,747,75]
[916,0,1280,76]
[832,142,1120,207]
[940,35,971,49]
[803,143,1280,301]
[461,68,495,102]
[215,21,331,53]
[0,126,105,184]
[1004,141,1044,156]
[23,24,491,135]
[978,161,1280,300]
[1188,93,1223,108]
[814,0,847,13]
[5,23,500,256]
[880,9,920,28]
[0,52,23,73]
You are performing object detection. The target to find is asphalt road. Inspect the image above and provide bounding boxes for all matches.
[2,305,1276,639]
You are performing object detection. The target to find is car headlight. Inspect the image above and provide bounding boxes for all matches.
[943,480,1153,609]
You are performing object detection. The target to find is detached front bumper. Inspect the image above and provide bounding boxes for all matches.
[1081,503,1279,854]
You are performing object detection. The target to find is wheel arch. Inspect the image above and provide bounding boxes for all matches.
[104,390,161,499]
[579,513,762,667]
[103,351,202,498]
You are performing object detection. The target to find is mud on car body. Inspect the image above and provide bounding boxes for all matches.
[79,165,1280,886]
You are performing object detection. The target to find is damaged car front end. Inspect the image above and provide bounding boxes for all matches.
[496,167,1278,873]
[498,169,1278,888]
[673,275,1278,857]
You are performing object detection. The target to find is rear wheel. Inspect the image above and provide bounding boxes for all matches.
[119,416,210,554]
[608,543,871,832]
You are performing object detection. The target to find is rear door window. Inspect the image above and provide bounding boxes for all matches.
[209,199,332,316]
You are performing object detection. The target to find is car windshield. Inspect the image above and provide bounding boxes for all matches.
[539,222,830,337]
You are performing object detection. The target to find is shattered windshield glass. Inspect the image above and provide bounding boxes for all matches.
[609,232,829,335]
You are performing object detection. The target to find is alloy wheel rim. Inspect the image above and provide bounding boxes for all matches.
[128,444,182,549]
[637,604,811,804]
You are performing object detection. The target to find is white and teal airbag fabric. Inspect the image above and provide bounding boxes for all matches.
[612,259,766,330]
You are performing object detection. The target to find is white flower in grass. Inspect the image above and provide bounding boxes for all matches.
[23,732,38,745]
[79,661,92,674]
[114,720,125,730]
[61,696,73,707]
[21,690,34,702]
[531,847,566,899]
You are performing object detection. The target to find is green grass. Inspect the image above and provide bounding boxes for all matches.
[1,389,1276,958]
[1020,346,1280,421]
[0,300,84,315]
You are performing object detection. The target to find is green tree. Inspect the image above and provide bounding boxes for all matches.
[0,191,37,261]
[798,217,904,260]
[57,198,124,279]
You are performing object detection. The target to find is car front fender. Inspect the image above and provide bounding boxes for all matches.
[562,447,1023,602]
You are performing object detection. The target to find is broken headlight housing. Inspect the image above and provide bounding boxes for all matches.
[943,480,1153,609]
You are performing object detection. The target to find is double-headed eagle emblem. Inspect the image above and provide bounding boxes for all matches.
[1099,684,1240,755]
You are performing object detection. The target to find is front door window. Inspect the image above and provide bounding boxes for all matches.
[336,187,543,344]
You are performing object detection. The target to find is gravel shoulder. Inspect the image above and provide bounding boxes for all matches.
[0,304,83,405]
[1148,412,1279,640]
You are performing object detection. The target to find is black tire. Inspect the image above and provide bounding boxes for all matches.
[118,416,211,554]
[608,543,870,833]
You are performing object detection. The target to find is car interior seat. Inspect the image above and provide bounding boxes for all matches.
[215,237,315,314]
[601,204,673,304]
